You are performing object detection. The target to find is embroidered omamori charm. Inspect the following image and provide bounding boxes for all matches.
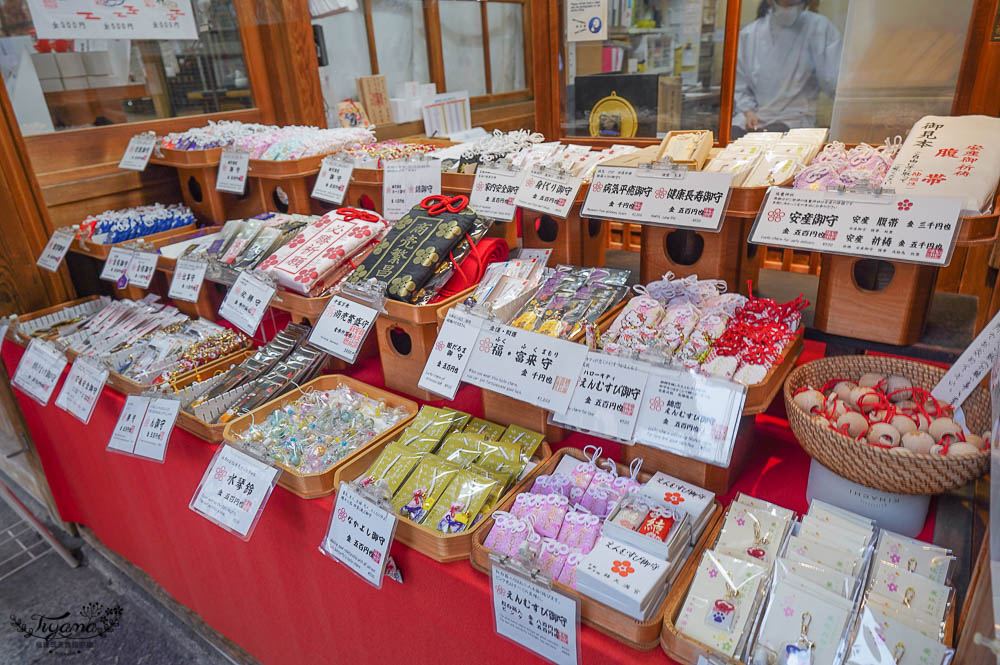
[780,612,814,665]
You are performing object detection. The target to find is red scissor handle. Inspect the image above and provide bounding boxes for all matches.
[337,207,383,223]
[420,194,469,215]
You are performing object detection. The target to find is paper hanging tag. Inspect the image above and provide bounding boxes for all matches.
[418,307,486,399]
[320,482,398,589]
[168,258,208,303]
[490,553,581,665]
[633,367,747,467]
[311,156,354,205]
[54,357,108,424]
[189,444,280,541]
[119,133,157,171]
[470,165,525,222]
[216,147,250,194]
[36,228,76,272]
[582,165,732,231]
[308,295,379,364]
[382,157,442,221]
[12,339,67,406]
[749,187,963,267]
[513,169,582,219]
[218,271,277,337]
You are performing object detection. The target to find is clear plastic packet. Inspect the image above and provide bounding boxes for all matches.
[875,530,954,585]
[845,604,953,665]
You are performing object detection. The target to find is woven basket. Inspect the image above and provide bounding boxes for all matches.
[783,355,989,495]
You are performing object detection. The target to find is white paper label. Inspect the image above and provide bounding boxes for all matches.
[99,247,133,283]
[383,159,442,221]
[218,272,276,337]
[551,352,648,441]
[514,171,582,219]
[567,0,606,41]
[321,483,397,588]
[12,340,67,406]
[118,134,157,171]
[168,258,207,303]
[470,166,525,222]
[132,397,180,462]
[750,188,963,266]
[308,295,378,364]
[216,148,250,194]
[311,158,354,205]
[125,251,159,289]
[36,229,75,272]
[418,308,485,399]
[107,395,151,454]
[933,309,1000,407]
[491,563,579,665]
[190,444,280,541]
[582,166,732,231]
[464,323,587,414]
[633,367,746,467]
[54,357,108,424]
[27,0,198,40]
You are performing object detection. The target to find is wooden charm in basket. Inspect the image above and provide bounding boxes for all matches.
[783,355,990,495]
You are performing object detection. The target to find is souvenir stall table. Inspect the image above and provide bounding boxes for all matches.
[2,337,912,665]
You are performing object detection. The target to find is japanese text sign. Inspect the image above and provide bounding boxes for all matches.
[933,309,1000,407]
[99,247,132,283]
[219,272,276,337]
[311,157,354,205]
[54,357,108,424]
[550,352,648,441]
[190,444,280,541]
[216,148,250,195]
[119,134,157,171]
[308,295,379,364]
[470,165,526,222]
[383,158,441,221]
[12,339,67,406]
[418,308,485,399]
[514,170,582,219]
[321,482,398,588]
[168,258,208,303]
[107,395,179,463]
[36,228,75,272]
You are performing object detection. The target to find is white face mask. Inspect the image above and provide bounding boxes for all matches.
[771,4,803,28]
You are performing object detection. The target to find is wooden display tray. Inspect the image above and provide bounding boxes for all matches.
[70,223,199,260]
[89,346,252,397]
[166,350,255,443]
[270,290,333,325]
[336,439,554,562]
[660,516,957,664]
[742,329,803,415]
[222,374,418,499]
[151,146,222,167]
[11,295,102,345]
[469,447,725,651]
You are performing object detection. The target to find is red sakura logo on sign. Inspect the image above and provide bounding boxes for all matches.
[622,402,635,416]
[213,466,227,482]
[655,187,667,199]
[475,182,484,191]
[337,507,348,522]
[897,199,913,211]
[712,423,728,441]
[632,202,643,211]
[524,178,535,188]
[649,396,664,412]
[767,209,785,223]
[434,341,445,352]
[591,182,603,193]
[926,247,943,259]
[823,230,837,241]
[478,337,493,353]
[702,207,714,218]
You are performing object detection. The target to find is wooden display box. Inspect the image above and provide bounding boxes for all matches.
[814,254,938,346]
[520,204,608,267]
[336,439,553,562]
[470,447,724,651]
[152,147,222,167]
[164,349,254,444]
[11,295,102,345]
[71,223,198,261]
[222,374,418,499]
[160,267,224,321]
[658,130,713,171]
[375,286,478,400]
[639,220,743,293]
[98,347,252,397]
[247,154,332,216]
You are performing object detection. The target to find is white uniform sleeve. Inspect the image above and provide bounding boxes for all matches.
[733,25,758,123]
[809,17,842,98]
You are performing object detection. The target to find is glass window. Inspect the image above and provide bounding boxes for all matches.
[315,8,371,114]
[563,0,728,139]
[372,0,430,98]
[0,0,255,135]
[487,3,527,94]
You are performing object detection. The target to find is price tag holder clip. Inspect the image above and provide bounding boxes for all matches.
[339,278,389,313]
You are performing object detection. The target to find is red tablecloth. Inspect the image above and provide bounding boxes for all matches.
[2,340,935,665]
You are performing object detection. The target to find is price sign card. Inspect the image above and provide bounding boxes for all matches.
[36,228,75,272]
[749,188,963,266]
[308,295,379,364]
[216,147,250,194]
[311,157,354,204]
[218,271,276,337]
[321,482,398,588]
[550,352,648,442]
[633,367,746,467]
[418,308,485,399]
[54,357,108,424]
[470,165,525,222]
[107,396,179,463]
[491,558,580,665]
[933,309,1000,408]
[514,170,582,219]
[168,258,208,303]
[99,247,133,282]
[190,444,280,541]
[125,251,159,289]
[582,166,732,231]
[464,323,587,415]
[12,339,67,406]
[383,158,441,221]
[118,133,157,171]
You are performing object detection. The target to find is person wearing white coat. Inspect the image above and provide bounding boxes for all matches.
[732,0,842,136]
